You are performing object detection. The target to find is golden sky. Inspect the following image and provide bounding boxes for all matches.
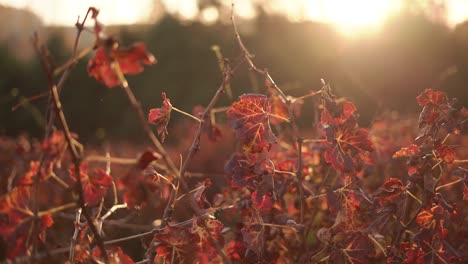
[1,0,467,35]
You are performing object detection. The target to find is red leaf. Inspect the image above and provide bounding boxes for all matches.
[268,88,289,124]
[321,100,357,126]
[415,209,433,228]
[416,89,447,106]
[227,94,276,153]
[0,186,54,259]
[463,186,468,201]
[434,143,456,164]
[119,152,164,207]
[378,178,404,205]
[42,129,66,157]
[241,225,264,257]
[191,218,225,259]
[90,247,134,264]
[224,152,260,189]
[0,187,31,237]
[84,169,113,206]
[148,93,172,142]
[324,147,355,173]
[87,42,156,88]
[323,119,374,173]
[192,179,212,208]
[392,144,419,158]
[136,151,161,169]
[18,161,41,186]
[251,190,274,210]
[70,164,113,206]
[330,232,375,264]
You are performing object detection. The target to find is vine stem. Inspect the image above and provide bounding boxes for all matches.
[172,106,203,122]
[110,62,179,177]
[231,3,309,229]
[151,58,244,264]
[435,179,462,191]
[33,34,108,262]
[69,208,82,262]
[112,56,242,263]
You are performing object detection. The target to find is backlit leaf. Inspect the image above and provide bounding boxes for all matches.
[227,94,276,153]
[87,42,156,88]
[148,93,172,142]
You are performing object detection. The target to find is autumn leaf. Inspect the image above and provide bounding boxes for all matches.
[323,119,374,173]
[329,232,375,264]
[136,151,161,169]
[251,190,274,210]
[321,99,357,126]
[227,94,276,153]
[224,152,260,189]
[191,218,225,259]
[267,87,290,124]
[393,144,420,158]
[87,42,156,88]
[415,209,433,228]
[434,143,456,164]
[241,225,265,258]
[119,151,164,207]
[0,186,54,259]
[416,89,447,106]
[0,187,31,237]
[378,178,405,206]
[17,161,50,186]
[95,247,135,264]
[70,164,113,206]
[148,93,172,142]
[42,129,67,158]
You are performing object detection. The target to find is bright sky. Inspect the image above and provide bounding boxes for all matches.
[1,0,468,35]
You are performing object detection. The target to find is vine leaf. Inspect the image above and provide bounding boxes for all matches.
[148,93,173,142]
[119,151,162,207]
[224,152,260,189]
[0,187,54,259]
[87,42,156,88]
[323,119,374,173]
[227,94,276,153]
[416,89,447,106]
[70,164,113,206]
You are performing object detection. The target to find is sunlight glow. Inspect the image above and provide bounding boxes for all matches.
[0,0,467,32]
[446,0,468,25]
[301,0,402,35]
[0,0,153,25]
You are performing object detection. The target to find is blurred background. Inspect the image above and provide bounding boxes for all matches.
[0,0,467,144]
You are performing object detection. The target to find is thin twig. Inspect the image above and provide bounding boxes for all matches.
[85,155,137,165]
[97,203,128,234]
[34,34,108,262]
[110,61,179,177]
[172,106,203,122]
[69,208,83,262]
[53,45,94,76]
[231,4,287,102]
[435,179,462,191]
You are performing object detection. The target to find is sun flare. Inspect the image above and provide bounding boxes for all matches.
[302,0,402,35]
